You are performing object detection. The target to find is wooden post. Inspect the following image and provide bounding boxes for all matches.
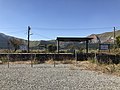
[28,26,31,53]
[57,40,59,53]
[57,40,59,65]
[33,54,35,67]
[31,54,33,67]
[94,51,97,63]
[75,50,77,66]
[113,27,116,45]
[86,40,88,53]
[33,54,36,67]
[54,53,55,67]
[113,27,116,51]
[7,54,9,68]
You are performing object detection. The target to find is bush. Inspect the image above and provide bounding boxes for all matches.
[47,44,57,53]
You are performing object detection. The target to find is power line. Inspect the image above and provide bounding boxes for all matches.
[32,26,117,30]
[0,26,120,31]
[0,26,113,30]
[0,26,120,41]
[33,33,53,40]
[0,27,26,29]
[6,30,26,34]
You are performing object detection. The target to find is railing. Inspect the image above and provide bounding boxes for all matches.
[0,53,120,68]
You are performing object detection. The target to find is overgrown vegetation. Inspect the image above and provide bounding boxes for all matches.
[9,37,24,52]
[116,35,120,48]
[47,44,57,53]
[75,59,120,76]
[0,56,8,63]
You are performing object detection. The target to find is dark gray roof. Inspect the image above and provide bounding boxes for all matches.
[56,37,93,42]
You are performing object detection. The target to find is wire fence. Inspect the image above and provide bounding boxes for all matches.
[0,53,120,68]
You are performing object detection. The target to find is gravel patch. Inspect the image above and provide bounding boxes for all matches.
[0,64,120,90]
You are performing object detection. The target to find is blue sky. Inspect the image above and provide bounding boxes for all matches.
[0,0,120,40]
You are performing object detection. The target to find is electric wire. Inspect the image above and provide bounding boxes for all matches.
[0,26,120,30]
[0,26,120,40]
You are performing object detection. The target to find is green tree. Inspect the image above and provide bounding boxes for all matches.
[47,44,57,53]
[116,36,120,47]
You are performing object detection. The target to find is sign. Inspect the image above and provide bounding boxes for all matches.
[99,44,110,50]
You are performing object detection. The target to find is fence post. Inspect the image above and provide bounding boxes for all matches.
[115,54,116,64]
[75,50,77,66]
[34,54,36,67]
[31,54,33,67]
[7,54,10,68]
[54,53,55,67]
[94,52,97,63]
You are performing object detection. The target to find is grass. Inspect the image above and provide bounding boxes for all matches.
[69,65,77,70]
[45,59,75,65]
[0,57,8,64]
[0,57,120,76]
[76,60,120,76]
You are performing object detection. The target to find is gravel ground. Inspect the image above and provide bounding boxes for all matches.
[0,64,120,90]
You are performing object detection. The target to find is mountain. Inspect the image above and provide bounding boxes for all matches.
[0,33,26,49]
[29,40,56,49]
[0,33,56,49]
[0,33,12,49]
[0,30,120,49]
[88,30,120,43]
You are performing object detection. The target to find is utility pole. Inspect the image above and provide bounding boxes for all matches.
[113,27,116,51]
[113,27,116,45]
[28,26,31,53]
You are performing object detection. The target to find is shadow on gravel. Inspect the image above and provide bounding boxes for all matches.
[0,64,71,69]
[33,65,70,69]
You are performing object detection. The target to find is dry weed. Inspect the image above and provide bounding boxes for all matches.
[76,61,120,76]
[9,61,31,64]
[69,65,77,70]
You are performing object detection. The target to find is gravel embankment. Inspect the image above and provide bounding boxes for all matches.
[0,64,120,90]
